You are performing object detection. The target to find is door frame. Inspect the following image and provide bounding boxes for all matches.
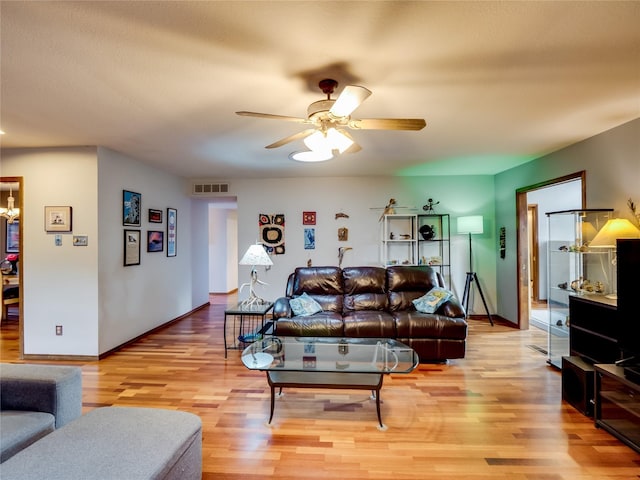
[515,171,586,329]
[1,176,23,357]
[527,204,540,302]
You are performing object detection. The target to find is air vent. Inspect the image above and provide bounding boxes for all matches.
[192,182,230,196]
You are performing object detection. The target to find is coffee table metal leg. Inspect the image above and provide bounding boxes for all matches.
[373,387,383,428]
[269,383,275,424]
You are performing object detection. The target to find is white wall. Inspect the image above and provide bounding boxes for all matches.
[97,147,205,354]
[2,147,100,355]
[496,118,640,324]
[218,175,497,314]
[1,146,209,356]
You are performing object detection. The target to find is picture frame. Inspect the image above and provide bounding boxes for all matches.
[5,220,19,253]
[303,211,316,225]
[124,229,141,266]
[148,209,163,223]
[123,190,141,227]
[166,208,177,257]
[44,206,73,232]
[147,230,164,253]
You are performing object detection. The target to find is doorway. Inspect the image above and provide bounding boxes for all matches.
[208,197,238,294]
[516,171,585,330]
[0,176,23,357]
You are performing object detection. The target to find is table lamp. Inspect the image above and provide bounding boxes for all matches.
[590,218,640,298]
[239,243,273,307]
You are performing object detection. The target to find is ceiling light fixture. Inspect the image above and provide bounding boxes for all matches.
[0,187,20,224]
[289,150,334,162]
[304,128,354,154]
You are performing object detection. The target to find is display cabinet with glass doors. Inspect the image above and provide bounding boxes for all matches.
[546,209,613,368]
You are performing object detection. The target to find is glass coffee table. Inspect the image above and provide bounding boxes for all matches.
[241,336,419,429]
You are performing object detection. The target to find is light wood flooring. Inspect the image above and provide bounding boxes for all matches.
[1,295,639,479]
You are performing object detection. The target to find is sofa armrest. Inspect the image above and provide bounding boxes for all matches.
[0,364,82,428]
[440,296,466,318]
[273,297,292,319]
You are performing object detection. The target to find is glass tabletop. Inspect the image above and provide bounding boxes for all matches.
[224,302,273,315]
[241,336,418,374]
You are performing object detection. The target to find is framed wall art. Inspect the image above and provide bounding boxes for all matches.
[166,208,177,257]
[44,206,72,232]
[147,230,164,252]
[123,190,141,227]
[5,220,19,253]
[259,213,285,255]
[303,211,316,225]
[148,209,163,223]
[124,229,141,266]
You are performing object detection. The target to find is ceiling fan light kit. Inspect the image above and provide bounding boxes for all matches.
[289,150,334,163]
[237,78,426,162]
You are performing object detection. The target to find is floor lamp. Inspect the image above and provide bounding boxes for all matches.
[457,215,493,326]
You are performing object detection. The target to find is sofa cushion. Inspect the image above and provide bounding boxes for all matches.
[386,266,443,312]
[0,411,54,463]
[291,267,344,313]
[413,287,452,314]
[343,266,388,312]
[343,267,386,294]
[343,311,396,338]
[394,311,468,340]
[275,312,344,337]
[290,293,323,316]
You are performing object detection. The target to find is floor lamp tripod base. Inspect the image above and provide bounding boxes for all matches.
[462,272,494,326]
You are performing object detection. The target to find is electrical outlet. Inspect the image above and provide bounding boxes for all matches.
[55,325,63,336]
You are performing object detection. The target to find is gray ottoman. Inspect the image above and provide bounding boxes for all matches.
[0,407,202,480]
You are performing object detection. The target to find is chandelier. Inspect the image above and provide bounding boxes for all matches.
[0,187,20,224]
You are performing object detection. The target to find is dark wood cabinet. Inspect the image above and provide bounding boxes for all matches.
[562,295,618,417]
[569,295,618,364]
[595,364,640,453]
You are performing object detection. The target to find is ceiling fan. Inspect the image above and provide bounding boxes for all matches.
[236,79,426,161]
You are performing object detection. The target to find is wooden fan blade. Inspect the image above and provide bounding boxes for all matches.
[349,118,426,130]
[265,129,316,149]
[236,111,308,123]
[330,85,372,117]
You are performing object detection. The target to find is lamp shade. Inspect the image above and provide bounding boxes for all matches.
[590,218,640,248]
[239,244,273,266]
[457,215,484,235]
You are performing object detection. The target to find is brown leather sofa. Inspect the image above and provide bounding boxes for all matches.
[272,265,467,362]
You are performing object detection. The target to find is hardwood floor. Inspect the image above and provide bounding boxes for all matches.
[1,296,639,479]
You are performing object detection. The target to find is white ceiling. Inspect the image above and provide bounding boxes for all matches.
[1,1,639,179]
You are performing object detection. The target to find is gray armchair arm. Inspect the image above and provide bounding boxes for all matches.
[0,363,82,428]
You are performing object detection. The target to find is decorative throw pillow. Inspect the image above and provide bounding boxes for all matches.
[290,292,323,316]
[413,287,452,314]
